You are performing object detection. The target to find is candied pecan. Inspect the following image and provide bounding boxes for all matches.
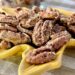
[46,35,70,51]
[26,32,70,64]
[0,23,17,32]
[17,8,40,28]
[0,30,31,45]
[0,15,19,26]
[32,20,52,46]
[0,40,11,49]
[51,31,71,39]
[26,46,55,64]
[17,24,33,36]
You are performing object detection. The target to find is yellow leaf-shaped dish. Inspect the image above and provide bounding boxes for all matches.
[18,44,67,75]
[67,39,75,47]
[0,44,32,59]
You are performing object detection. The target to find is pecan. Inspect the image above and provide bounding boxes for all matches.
[32,20,52,46]
[0,15,19,26]
[26,46,55,64]
[26,33,70,64]
[46,35,70,51]
[0,30,31,45]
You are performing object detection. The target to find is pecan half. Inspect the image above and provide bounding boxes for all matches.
[0,15,19,26]
[26,46,55,64]
[32,20,52,46]
[46,35,70,51]
[0,30,31,45]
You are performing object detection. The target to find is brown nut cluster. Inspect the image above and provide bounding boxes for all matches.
[26,46,55,65]
[0,6,74,64]
[32,20,52,46]
[26,31,70,64]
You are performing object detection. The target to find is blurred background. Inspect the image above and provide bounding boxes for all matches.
[0,0,75,75]
[0,0,75,11]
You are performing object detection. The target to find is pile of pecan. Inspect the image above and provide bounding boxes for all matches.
[0,6,74,64]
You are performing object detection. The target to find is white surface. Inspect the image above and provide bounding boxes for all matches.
[0,54,75,75]
[0,60,18,75]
